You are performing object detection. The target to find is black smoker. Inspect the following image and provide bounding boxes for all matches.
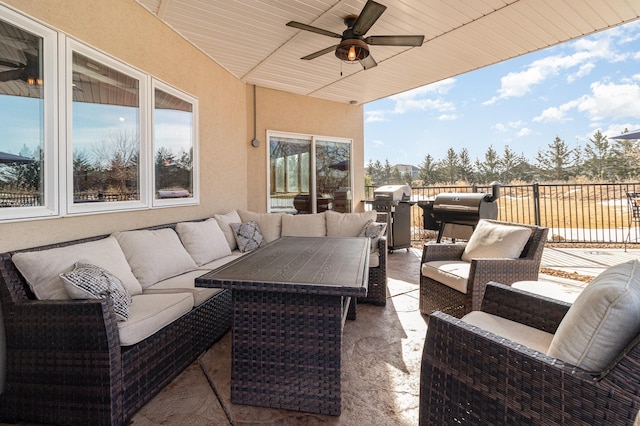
[371,185,415,251]
[419,183,500,242]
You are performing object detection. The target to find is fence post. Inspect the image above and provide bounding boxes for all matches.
[533,183,541,226]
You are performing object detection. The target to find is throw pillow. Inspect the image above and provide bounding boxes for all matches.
[60,262,132,321]
[359,220,387,253]
[175,219,232,265]
[461,220,532,262]
[547,260,640,373]
[113,228,197,288]
[214,210,242,251]
[230,221,264,253]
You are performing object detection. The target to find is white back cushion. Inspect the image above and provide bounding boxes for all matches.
[461,220,532,262]
[547,260,640,373]
[175,219,232,266]
[113,228,197,288]
[325,210,377,237]
[237,209,284,243]
[12,236,142,300]
[213,210,241,251]
[281,213,326,237]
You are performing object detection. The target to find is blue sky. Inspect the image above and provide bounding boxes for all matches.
[364,19,640,167]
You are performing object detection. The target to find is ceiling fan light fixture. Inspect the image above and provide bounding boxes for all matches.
[335,39,369,62]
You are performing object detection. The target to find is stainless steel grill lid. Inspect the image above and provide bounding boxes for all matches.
[373,185,411,202]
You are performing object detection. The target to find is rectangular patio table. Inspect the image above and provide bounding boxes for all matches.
[195,236,369,416]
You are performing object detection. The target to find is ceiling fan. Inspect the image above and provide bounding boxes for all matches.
[286,0,424,70]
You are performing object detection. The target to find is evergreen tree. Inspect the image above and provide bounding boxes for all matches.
[499,145,526,183]
[458,148,475,183]
[418,154,439,185]
[583,130,614,181]
[611,130,640,180]
[439,148,460,184]
[475,145,500,184]
[536,136,576,181]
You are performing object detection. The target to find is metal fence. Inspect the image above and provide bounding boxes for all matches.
[366,183,640,245]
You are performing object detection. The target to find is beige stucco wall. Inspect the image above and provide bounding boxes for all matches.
[247,86,365,212]
[0,0,364,252]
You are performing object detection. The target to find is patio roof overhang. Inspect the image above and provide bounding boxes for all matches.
[135,0,640,105]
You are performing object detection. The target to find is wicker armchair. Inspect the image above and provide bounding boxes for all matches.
[419,220,548,318]
[419,282,640,425]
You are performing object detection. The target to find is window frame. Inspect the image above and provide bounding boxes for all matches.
[266,130,353,214]
[64,37,150,216]
[151,79,199,208]
[0,6,58,222]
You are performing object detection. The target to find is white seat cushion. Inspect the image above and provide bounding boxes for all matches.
[421,261,470,294]
[175,219,232,266]
[117,292,194,346]
[143,270,222,306]
[12,236,143,300]
[369,252,379,268]
[199,252,245,270]
[281,212,326,237]
[113,228,197,288]
[547,260,640,373]
[463,311,554,354]
[461,220,532,262]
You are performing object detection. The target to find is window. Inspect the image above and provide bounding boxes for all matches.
[268,131,352,214]
[0,9,57,220]
[152,81,198,206]
[66,40,149,214]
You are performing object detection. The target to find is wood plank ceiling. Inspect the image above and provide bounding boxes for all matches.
[136,0,640,105]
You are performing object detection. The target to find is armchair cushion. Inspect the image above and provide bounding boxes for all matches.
[461,219,532,261]
[547,259,640,373]
[421,261,470,294]
[463,310,554,354]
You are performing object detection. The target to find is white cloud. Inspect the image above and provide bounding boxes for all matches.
[438,114,459,121]
[389,78,456,114]
[534,80,640,125]
[517,128,532,137]
[365,110,387,123]
[484,27,633,105]
[372,139,384,146]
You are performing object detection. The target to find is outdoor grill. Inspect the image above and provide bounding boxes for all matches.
[431,183,500,242]
[371,185,414,251]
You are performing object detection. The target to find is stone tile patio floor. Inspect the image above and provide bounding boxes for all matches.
[6,246,637,425]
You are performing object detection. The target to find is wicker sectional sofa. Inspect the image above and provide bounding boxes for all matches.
[0,209,387,426]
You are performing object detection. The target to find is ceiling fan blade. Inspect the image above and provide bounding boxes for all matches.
[360,55,377,70]
[352,0,387,36]
[301,45,339,60]
[365,35,425,46]
[286,21,342,38]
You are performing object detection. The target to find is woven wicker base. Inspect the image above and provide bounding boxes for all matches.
[230,290,345,415]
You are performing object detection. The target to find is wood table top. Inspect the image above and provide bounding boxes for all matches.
[196,236,369,297]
